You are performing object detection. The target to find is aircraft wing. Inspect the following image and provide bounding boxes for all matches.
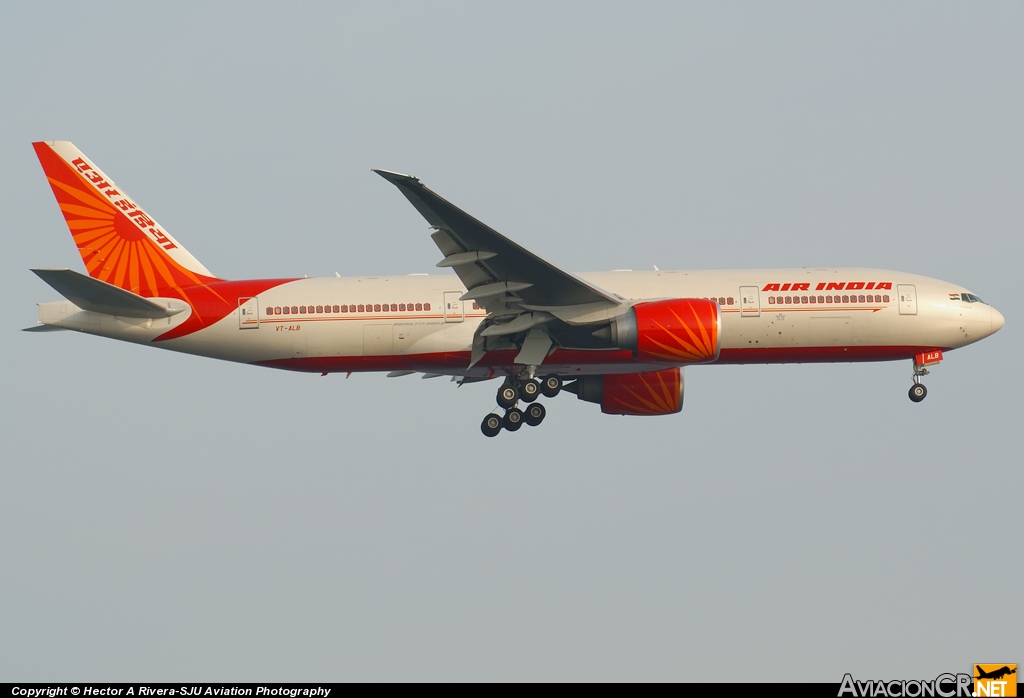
[374,170,626,367]
[373,170,621,312]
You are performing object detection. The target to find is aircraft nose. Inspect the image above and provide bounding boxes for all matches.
[991,306,1005,334]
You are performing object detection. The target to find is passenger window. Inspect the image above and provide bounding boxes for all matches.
[390,304,397,311]
[858,295,865,303]
[768,297,775,304]
[316,305,323,313]
[809,296,816,304]
[424,303,431,311]
[818,296,824,303]
[415,303,422,311]
[785,296,792,304]
[357,305,364,312]
[801,296,808,303]
[727,297,734,305]
[340,305,347,313]
[374,304,381,312]
[776,296,783,304]
[883,295,890,303]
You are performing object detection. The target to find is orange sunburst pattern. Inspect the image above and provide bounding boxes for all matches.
[33,142,220,299]
[634,298,720,364]
[601,369,683,415]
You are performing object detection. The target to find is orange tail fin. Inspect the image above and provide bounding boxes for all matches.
[33,141,221,297]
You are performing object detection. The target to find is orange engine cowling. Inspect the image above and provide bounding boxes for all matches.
[598,298,721,364]
[566,368,684,416]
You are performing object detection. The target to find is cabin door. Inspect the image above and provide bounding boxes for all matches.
[238,297,260,329]
[739,286,760,317]
[897,285,918,315]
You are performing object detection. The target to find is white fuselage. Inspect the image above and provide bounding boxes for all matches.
[36,267,1004,377]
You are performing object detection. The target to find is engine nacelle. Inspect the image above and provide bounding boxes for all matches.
[567,368,684,416]
[598,298,721,364]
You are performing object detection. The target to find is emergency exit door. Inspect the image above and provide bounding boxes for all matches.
[444,291,464,323]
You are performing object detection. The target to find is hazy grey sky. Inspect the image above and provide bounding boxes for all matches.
[1,1,1020,681]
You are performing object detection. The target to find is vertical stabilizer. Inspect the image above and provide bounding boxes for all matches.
[33,141,220,297]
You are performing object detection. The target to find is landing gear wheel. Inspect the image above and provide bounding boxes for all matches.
[503,408,524,432]
[521,379,540,403]
[524,402,546,427]
[909,384,927,403]
[497,382,519,409]
[481,413,503,437]
[540,374,562,398]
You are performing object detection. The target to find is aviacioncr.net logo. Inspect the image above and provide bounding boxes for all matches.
[839,673,973,697]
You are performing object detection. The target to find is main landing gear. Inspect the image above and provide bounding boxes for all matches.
[481,374,561,437]
[909,361,929,403]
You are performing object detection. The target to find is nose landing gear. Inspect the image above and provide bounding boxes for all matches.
[909,361,930,403]
[480,374,560,437]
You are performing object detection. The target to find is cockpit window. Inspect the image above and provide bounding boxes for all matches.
[961,293,987,304]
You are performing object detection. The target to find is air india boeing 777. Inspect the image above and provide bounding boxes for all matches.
[26,142,1004,436]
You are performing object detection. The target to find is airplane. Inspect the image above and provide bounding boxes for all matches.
[975,666,1016,681]
[25,141,1004,437]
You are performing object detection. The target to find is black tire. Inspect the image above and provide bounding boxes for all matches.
[503,408,524,432]
[496,382,519,409]
[540,374,562,398]
[524,402,546,427]
[481,414,503,438]
[521,379,540,403]
[909,384,927,403]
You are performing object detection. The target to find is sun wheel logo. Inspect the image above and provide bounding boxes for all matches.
[974,665,1017,697]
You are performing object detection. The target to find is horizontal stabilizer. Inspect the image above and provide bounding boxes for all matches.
[31,268,187,318]
[22,324,69,332]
